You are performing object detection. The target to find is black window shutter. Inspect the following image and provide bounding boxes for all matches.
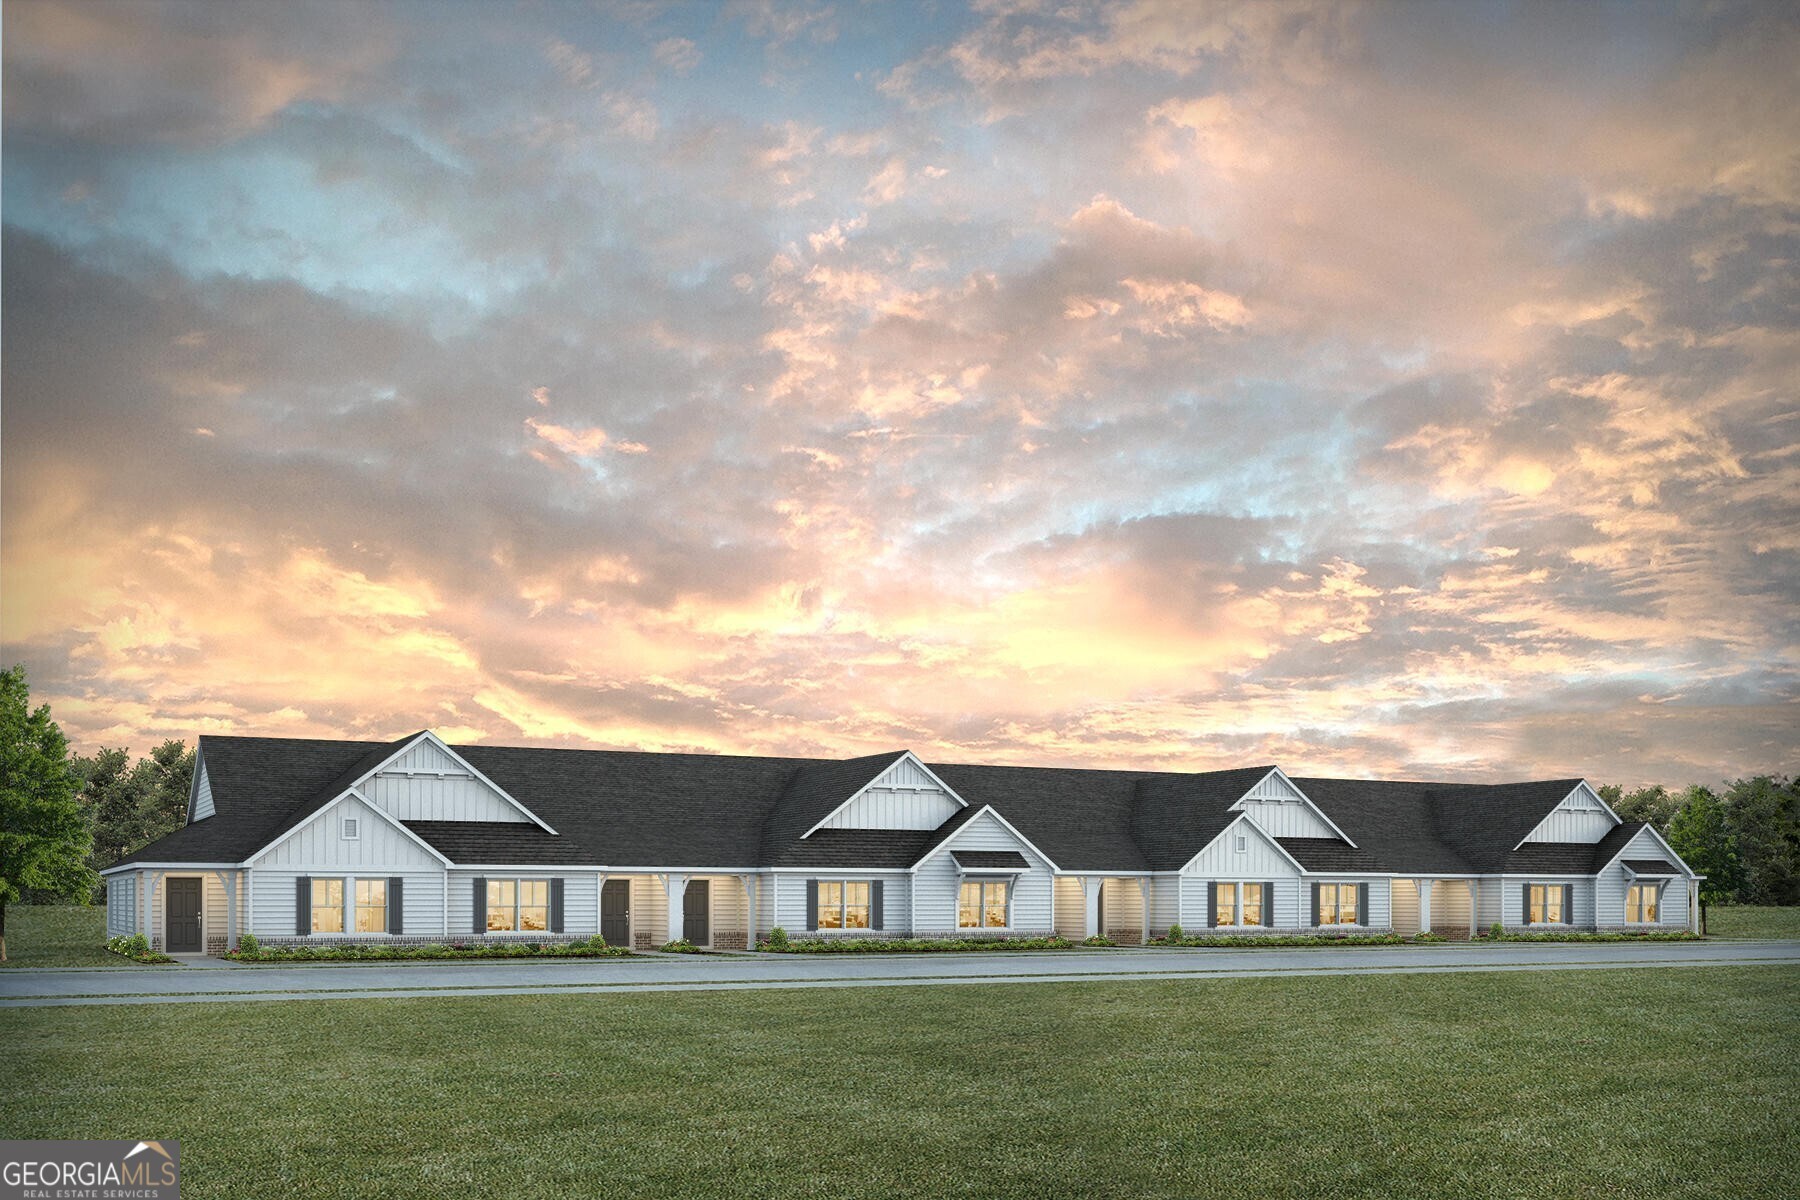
[871,880,884,930]
[1310,882,1321,927]
[1561,884,1572,925]
[1522,882,1532,926]
[1264,882,1275,926]
[296,875,311,936]
[805,879,818,931]
[1206,882,1218,928]
[1358,882,1369,926]
[388,877,404,935]
[550,878,565,933]
[474,876,487,934]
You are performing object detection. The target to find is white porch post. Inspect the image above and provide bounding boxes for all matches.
[1082,876,1103,939]
[664,874,688,944]
[740,874,758,945]
[1416,878,1434,934]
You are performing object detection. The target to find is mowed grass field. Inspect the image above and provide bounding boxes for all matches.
[0,905,120,968]
[6,967,1797,1199]
[1706,904,1800,940]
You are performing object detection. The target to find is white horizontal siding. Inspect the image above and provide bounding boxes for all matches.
[107,877,138,937]
[775,872,911,934]
[1100,878,1145,940]
[189,760,215,821]
[251,868,446,939]
[632,875,669,946]
[913,811,1054,935]
[256,795,442,870]
[1146,876,1179,937]
[1180,878,1305,929]
[1392,879,1420,935]
[1237,799,1336,839]
[444,869,597,938]
[1595,826,1684,925]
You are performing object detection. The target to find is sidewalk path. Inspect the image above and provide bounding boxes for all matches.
[4,940,1795,1008]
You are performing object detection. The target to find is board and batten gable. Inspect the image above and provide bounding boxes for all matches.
[912,809,1054,935]
[360,739,531,825]
[815,755,964,831]
[253,794,444,871]
[1179,818,1306,928]
[1232,771,1342,839]
[1520,782,1617,844]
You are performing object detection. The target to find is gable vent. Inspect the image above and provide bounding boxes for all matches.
[341,817,360,841]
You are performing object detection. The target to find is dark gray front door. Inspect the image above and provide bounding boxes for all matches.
[166,878,202,952]
[601,879,631,947]
[683,880,710,946]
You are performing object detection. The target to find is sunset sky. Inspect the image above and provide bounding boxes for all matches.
[3,0,1796,787]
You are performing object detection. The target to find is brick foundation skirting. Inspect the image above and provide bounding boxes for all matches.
[259,933,593,951]
[1106,927,1144,944]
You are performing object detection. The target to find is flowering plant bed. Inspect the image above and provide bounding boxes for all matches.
[1148,932,1409,948]
[223,935,630,962]
[105,934,176,964]
[759,935,1077,953]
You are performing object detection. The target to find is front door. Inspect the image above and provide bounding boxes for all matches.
[166,878,202,952]
[683,879,710,947]
[601,879,632,948]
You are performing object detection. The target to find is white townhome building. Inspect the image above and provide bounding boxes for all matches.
[102,731,1701,953]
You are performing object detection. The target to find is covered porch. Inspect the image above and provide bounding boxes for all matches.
[112,868,247,955]
[1391,878,1477,939]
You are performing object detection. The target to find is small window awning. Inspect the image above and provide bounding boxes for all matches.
[1623,859,1681,878]
[952,850,1030,872]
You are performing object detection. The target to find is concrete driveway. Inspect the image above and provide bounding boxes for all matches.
[3,940,1795,1007]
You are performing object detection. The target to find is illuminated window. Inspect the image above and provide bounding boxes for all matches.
[311,878,344,933]
[1529,884,1565,925]
[1626,884,1659,923]
[355,879,387,932]
[958,880,1009,928]
[484,879,550,932]
[816,881,872,929]
[1317,883,1358,925]
[1214,882,1265,926]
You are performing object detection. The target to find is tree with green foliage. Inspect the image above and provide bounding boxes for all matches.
[0,666,96,962]
[1598,783,1680,833]
[77,739,193,877]
[1725,776,1800,906]
[1667,785,1743,932]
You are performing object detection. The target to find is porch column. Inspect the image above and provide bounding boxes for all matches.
[1082,876,1103,939]
[664,874,688,944]
[1416,879,1434,934]
[219,870,239,951]
[740,874,758,944]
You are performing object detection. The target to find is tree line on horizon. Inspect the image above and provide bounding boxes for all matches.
[4,665,1797,958]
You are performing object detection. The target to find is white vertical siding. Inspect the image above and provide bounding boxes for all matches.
[912,811,1054,935]
[1244,772,1304,801]
[362,774,529,824]
[1237,800,1337,839]
[255,796,443,870]
[819,758,961,830]
[189,760,215,821]
[1182,821,1299,879]
[387,740,466,773]
[1524,808,1616,843]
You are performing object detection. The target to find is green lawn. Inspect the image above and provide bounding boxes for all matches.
[0,904,117,968]
[5,968,1796,1198]
[1705,905,1800,940]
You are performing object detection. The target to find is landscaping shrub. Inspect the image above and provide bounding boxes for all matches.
[236,933,259,954]
[759,935,1076,953]
[1486,929,1702,943]
[1082,935,1116,947]
[765,926,790,951]
[1165,923,1183,942]
[1152,932,1409,948]
[659,939,702,953]
[105,935,174,964]
[223,940,632,963]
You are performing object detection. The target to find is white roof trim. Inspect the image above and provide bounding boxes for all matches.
[1511,780,1620,850]
[909,805,1062,873]
[1176,812,1311,876]
[1595,821,1695,879]
[1230,767,1358,848]
[360,731,556,834]
[800,750,969,839]
[245,787,453,867]
[100,861,241,875]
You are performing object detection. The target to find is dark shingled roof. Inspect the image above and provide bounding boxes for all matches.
[114,735,1624,879]
[1293,777,1585,875]
[1278,837,1384,872]
[1505,842,1602,875]
[114,735,401,866]
[1590,820,1647,871]
[1623,859,1680,876]
[951,850,1031,870]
